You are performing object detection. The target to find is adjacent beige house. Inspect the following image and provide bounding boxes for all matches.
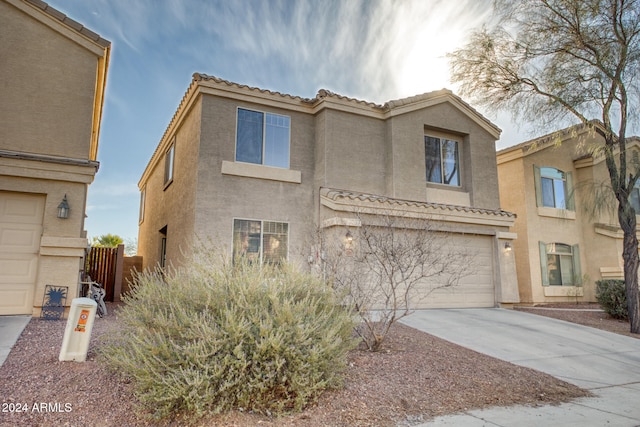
[138,74,519,308]
[0,0,110,315]
[497,122,639,304]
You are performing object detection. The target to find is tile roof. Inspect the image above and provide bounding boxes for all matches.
[141,74,500,186]
[195,73,315,103]
[497,120,604,156]
[24,0,111,47]
[320,188,516,218]
[193,73,488,118]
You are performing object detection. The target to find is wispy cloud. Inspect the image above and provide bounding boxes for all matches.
[60,0,491,101]
[182,0,491,101]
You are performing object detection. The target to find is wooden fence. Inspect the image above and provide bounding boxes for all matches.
[86,246,122,301]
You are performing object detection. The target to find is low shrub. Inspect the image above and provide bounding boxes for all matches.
[100,248,357,419]
[595,279,628,320]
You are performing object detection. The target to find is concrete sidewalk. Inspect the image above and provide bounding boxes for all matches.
[401,308,640,426]
[0,316,31,367]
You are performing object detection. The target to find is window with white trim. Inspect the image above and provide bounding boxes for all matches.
[539,242,582,286]
[233,219,288,264]
[236,108,290,168]
[629,181,640,214]
[425,136,460,186]
[534,166,574,210]
[139,187,145,223]
[164,139,175,186]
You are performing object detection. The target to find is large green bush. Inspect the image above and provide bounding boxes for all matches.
[100,250,357,419]
[596,279,628,320]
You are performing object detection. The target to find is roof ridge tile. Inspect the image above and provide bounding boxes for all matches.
[320,187,515,218]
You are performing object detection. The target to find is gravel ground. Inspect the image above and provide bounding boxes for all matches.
[515,303,639,339]
[0,303,596,427]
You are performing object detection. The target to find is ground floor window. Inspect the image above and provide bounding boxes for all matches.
[539,242,581,286]
[233,219,288,264]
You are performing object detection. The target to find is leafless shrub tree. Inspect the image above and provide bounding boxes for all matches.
[319,212,474,351]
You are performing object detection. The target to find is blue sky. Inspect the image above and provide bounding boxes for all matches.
[50,0,535,244]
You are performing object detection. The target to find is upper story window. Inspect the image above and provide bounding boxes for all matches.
[164,139,175,187]
[139,187,145,223]
[629,181,640,214]
[534,166,574,211]
[425,136,459,186]
[539,242,582,286]
[232,219,288,265]
[236,108,290,169]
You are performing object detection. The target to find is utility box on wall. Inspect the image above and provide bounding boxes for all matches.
[59,298,97,362]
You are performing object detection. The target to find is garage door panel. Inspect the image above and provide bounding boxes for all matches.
[0,192,44,315]
[418,235,495,308]
[0,254,39,283]
[0,193,45,224]
[0,287,33,313]
[0,224,42,252]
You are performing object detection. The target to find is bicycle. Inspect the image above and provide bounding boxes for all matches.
[80,277,107,318]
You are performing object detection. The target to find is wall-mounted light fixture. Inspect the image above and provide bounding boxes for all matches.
[57,194,70,219]
[345,230,353,243]
[504,241,512,252]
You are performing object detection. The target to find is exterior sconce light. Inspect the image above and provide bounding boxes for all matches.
[57,194,70,219]
[345,230,353,243]
[504,242,512,252]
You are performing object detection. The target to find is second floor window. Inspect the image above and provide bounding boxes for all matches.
[236,108,290,168]
[425,136,459,186]
[164,140,175,186]
[541,167,566,208]
[534,166,575,211]
[629,181,640,214]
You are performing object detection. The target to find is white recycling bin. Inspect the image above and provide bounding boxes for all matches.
[59,297,98,362]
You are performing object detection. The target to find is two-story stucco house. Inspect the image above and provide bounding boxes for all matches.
[138,74,519,308]
[497,122,640,304]
[0,0,110,315]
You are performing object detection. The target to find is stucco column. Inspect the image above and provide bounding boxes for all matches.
[496,232,519,305]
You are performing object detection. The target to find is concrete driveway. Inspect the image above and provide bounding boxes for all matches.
[0,315,31,367]
[401,308,640,426]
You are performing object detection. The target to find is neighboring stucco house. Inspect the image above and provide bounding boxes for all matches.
[0,0,110,315]
[138,74,518,308]
[497,122,640,304]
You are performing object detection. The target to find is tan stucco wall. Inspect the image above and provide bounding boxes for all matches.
[0,159,94,314]
[498,130,630,304]
[319,109,387,196]
[387,102,501,210]
[137,98,202,270]
[192,95,317,265]
[0,0,109,315]
[0,1,102,160]
[137,79,517,308]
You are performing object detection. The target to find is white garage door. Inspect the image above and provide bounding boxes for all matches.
[417,234,495,309]
[0,192,44,315]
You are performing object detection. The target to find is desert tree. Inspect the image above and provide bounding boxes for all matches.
[92,233,124,248]
[320,212,473,351]
[449,0,640,333]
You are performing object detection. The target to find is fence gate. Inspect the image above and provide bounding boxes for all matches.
[85,246,119,301]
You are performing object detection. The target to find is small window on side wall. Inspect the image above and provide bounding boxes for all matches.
[425,136,460,186]
[539,242,582,286]
[164,138,175,186]
[139,188,145,223]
